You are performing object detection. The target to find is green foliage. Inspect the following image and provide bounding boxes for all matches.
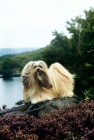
[41,31,71,68]
[0,57,20,77]
[66,7,94,98]
[82,88,94,103]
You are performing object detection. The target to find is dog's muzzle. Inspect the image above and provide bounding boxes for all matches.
[34,68,52,89]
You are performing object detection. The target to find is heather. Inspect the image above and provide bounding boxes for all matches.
[0,100,94,140]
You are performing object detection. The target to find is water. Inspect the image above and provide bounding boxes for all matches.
[0,77,23,109]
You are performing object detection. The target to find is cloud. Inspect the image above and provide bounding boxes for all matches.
[0,0,94,48]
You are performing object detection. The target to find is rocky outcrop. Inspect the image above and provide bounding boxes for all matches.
[0,95,79,117]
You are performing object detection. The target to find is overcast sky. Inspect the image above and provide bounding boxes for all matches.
[0,0,94,49]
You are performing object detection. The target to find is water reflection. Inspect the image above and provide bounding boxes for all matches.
[0,77,23,108]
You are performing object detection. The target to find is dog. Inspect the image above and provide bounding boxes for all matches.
[21,61,74,104]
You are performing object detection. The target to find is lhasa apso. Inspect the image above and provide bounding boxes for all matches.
[21,61,74,104]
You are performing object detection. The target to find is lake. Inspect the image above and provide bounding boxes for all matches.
[0,77,23,109]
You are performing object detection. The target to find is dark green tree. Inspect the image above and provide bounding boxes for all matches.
[1,57,19,77]
[66,7,94,97]
[41,31,72,69]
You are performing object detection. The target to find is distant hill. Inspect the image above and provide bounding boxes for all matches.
[0,48,40,56]
[0,47,44,75]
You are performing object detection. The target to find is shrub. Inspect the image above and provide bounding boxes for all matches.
[0,101,94,140]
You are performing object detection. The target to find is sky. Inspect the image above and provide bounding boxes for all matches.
[0,0,94,49]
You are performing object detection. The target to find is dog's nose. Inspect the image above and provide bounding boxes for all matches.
[36,68,40,71]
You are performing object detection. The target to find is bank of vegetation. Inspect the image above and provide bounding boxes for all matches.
[0,7,94,100]
[0,101,94,139]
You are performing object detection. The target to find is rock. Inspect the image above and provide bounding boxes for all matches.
[0,95,79,117]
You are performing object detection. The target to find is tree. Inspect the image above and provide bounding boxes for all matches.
[41,31,72,69]
[66,7,94,97]
[1,57,19,77]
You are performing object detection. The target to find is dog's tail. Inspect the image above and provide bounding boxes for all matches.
[49,63,74,97]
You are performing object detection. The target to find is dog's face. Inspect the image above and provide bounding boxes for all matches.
[22,61,52,89]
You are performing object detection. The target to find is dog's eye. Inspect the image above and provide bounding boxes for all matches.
[33,65,37,69]
[39,65,42,68]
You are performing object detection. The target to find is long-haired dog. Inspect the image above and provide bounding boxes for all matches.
[21,61,74,104]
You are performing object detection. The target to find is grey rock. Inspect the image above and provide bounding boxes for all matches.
[0,95,79,118]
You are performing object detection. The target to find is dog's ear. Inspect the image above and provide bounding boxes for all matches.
[21,61,34,87]
[21,74,30,87]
